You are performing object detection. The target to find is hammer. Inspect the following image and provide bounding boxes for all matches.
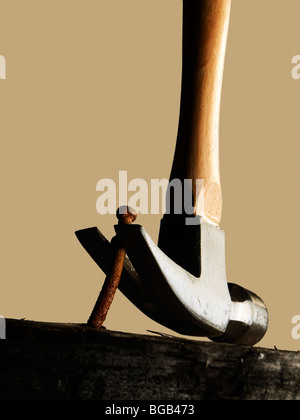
[76,0,268,346]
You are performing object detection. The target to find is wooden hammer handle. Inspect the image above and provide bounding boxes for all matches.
[170,0,231,225]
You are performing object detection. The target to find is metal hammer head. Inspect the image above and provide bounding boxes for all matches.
[157,214,268,345]
[76,215,268,346]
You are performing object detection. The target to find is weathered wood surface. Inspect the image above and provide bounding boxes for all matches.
[0,319,300,400]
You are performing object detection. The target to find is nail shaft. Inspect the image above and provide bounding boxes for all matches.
[87,238,125,329]
[87,206,137,329]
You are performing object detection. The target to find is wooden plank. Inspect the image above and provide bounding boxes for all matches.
[0,319,300,400]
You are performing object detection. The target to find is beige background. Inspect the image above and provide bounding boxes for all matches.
[1,0,300,350]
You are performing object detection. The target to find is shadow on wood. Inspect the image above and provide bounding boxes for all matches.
[0,319,300,400]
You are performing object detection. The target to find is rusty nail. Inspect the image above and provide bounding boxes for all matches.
[87,206,137,329]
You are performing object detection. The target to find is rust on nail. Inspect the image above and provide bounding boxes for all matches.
[87,206,137,329]
[117,205,137,225]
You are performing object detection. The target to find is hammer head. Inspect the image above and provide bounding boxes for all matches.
[76,215,268,346]
[157,215,268,345]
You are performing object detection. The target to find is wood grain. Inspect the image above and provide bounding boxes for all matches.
[170,0,231,225]
[1,319,300,400]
